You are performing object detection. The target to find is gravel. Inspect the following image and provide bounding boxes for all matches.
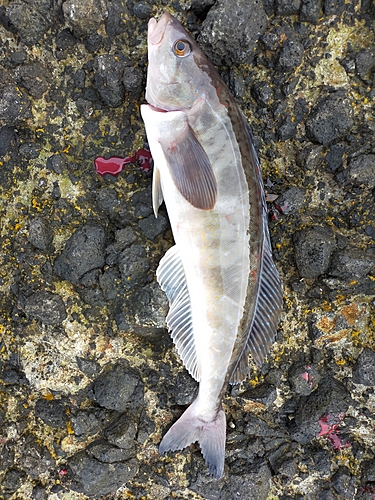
[1,0,374,498]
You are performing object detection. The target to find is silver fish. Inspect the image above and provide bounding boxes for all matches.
[141,12,283,479]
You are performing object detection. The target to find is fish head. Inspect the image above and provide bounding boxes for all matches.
[146,12,215,111]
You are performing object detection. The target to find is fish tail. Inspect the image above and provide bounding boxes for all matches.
[159,401,226,479]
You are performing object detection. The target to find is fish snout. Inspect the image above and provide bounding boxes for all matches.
[148,12,171,45]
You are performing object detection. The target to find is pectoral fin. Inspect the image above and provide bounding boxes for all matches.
[152,165,163,217]
[158,123,217,210]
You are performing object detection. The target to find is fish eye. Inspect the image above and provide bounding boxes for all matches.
[173,39,191,58]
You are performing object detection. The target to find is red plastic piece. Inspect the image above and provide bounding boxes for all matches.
[94,148,153,177]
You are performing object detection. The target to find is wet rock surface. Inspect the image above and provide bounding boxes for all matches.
[0,1,374,499]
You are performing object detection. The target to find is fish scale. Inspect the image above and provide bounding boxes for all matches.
[141,11,283,479]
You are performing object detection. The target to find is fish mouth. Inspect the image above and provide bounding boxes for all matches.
[148,12,172,45]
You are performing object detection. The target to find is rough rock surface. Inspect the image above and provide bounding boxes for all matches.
[0,0,374,499]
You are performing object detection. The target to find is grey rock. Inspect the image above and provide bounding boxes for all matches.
[221,464,272,499]
[69,451,138,496]
[275,0,301,15]
[62,0,107,39]
[133,1,152,19]
[35,398,66,428]
[123,66,144,96]
[348,154,375,189]
[0,84,31,125]
[118,244,150,290]
[352,348,375,386]
[46,153,67,174]
[76,357,100,378]
[6,1,50,45]
[331,467,356,499]
[115,227,137,247]
[293,226,336,278]
[0,125,17,156]
[279,40,304,70]
[199,0,267,66]
[300,0,321,23]
[16,62,51,98]
[291,375,352,444]
[329,247,374,280]
[324,0,345,15]
[93,363,143,412]
[24,291,67,325]
[252,82,274,106]
[105,0,130,38]
[118,281,169,336]
[325,143,344,172]
[95,54,125,108]
[138,214,168,240]
[99,267,120,301]
[306,92,353,146]
[276,187,305,214]
[174,370,198,405]
[1,468,27,500]
[87,439,135,463]
[28,217,54,251]
[104,414,138,451]
[288,362,322,396]
[54,225,106,285]
[71,411,101,437]
[19,434,55,479]
[355,50,375,81]
[361,459,375,483]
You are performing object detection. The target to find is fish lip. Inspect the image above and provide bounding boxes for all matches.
[148,12,172,45]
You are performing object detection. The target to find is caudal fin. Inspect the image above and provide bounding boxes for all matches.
[159,402,226,479]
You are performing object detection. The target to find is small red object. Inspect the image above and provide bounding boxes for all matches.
[94,148,153,177]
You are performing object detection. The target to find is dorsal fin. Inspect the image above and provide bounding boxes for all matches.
[229,116,283,383]
[156,245,200,381]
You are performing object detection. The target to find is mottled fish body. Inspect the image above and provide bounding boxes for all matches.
[141,12,283,479]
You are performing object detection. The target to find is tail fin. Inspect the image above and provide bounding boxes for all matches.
[159,401,226,479]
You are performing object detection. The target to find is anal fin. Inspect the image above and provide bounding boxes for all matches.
[157,245,200,381]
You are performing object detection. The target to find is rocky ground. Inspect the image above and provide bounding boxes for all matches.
[0,0,375,498]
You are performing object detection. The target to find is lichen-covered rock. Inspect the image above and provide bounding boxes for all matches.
[347,154,375,189]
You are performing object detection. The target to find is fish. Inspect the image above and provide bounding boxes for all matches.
[140,12,283,479]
